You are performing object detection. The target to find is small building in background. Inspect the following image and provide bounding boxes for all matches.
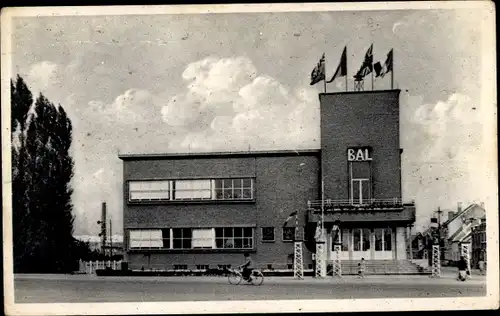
[471,217,486,268]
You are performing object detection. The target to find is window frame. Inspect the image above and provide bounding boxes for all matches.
[282,227,296,242]
[261,227,275,242]
[348,161,372,205]
[128,180,171,202]
[128,227,255,251]
[127,178,255,204]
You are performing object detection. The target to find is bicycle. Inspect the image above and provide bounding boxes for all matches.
[227,267,264,285]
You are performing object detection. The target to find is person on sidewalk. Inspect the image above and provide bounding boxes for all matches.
[358,258,366,279]
[457,256,468,281]
[478,260,486,275]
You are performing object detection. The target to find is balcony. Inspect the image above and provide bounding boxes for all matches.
[307,198,414,211]
[306,198,416,224]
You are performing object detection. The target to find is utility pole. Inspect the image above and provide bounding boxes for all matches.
[110,219,113,258]
[437,207,443,260]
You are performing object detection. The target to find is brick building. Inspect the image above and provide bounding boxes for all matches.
[119,89,416,271]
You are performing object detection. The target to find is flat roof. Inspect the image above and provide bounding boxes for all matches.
[118,149,321,160]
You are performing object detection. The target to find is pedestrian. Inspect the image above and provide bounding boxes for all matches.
[358,258,365,279]
[478,260,486,275]
[457,256,467,281]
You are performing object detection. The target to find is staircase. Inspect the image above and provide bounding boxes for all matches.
[327,260,429,275]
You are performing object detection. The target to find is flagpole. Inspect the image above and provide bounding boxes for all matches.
[391,49,394,90]
[371,68,374,91]
[323,54,327,93]
[345,48,348,92]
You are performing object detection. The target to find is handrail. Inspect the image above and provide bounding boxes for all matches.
[307,198,414,208]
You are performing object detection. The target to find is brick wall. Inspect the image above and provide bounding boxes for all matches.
[320,90,402,200]
[122,153,319,269]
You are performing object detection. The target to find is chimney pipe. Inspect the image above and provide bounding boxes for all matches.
[457,202,463,213]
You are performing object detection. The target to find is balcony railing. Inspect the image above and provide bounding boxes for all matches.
[307,198,415,209]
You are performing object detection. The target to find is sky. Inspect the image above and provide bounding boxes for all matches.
[8,5,496,236]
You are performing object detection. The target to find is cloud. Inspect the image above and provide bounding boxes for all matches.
[401,92,487,229]
[88,89,162,124]
[26,61,60,94]
[162,56,320,152]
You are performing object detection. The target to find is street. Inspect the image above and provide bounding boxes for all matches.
[14,273,486,303]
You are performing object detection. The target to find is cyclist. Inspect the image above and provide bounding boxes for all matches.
[240,252,255,282]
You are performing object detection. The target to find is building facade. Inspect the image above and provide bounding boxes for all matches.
[471,218,486,268]
[119,90,416,271]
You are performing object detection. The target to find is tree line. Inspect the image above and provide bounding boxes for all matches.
[11,75,94,273]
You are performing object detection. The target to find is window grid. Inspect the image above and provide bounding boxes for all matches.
[215,227,253,249]
[129,228,254,250]
[129,178,254,202]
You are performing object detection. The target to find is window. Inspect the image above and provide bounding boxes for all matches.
[129,227,253,250]
[215,178,253,200]
[349,161,371,204]
[362,228,371,251]
[173,264,188,270]
[261,227,275,241]
[192,228,215,249]
[215,227,253,249]
[128,178,253,202]
[282,227,295,241]
[173,180,212,200]
[129,229,163,249]
[129,180,170,201]
[173,228,192,249]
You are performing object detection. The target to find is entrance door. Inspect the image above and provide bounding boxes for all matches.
[374,228,393,259]
[352,228,371,260]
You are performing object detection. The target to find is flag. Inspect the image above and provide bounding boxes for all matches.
[354,44,373,79]
[310,53,325,85]
[283,211,298,227]
[373,61,383,77]
[374,49,393,78]
[326,47,347,83]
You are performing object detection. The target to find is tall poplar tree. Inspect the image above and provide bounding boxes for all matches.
[11,75,79,273]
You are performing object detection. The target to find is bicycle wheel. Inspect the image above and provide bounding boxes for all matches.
[228,271,242,285]
[251,271,264,286]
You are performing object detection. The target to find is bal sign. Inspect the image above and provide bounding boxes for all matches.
[347,148,372,162]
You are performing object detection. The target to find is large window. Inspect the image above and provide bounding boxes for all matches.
[215,227,253,249]
[374,228,392,251]
[128,178,254,202]
[129,180,170,201]
[129,227,254,250]
[349,162,371,205]
[173,180,212,200]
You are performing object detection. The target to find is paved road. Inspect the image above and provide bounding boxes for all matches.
[14,274,486,303]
